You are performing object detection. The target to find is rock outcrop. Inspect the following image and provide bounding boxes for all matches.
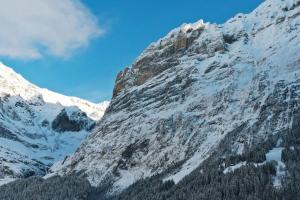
[0,63,109,182]
[51,0,300,194]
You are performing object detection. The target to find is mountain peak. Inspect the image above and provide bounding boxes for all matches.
[0,62,109,182]
[0,62,30,86]
[50,0,300,193]
[0,62,108,120]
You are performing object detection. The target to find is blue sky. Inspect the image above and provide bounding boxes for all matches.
[0,0,263,103]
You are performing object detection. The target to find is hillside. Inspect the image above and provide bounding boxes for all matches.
[0,63,109,184]
[50,0,300,195]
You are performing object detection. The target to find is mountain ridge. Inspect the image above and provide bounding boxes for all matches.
[0,62,109,184]
[49,0,300,195]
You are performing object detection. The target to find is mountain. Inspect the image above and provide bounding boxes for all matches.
[48,0,300,195]
[0,62,109,184]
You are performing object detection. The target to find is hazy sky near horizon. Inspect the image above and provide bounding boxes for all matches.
[0,0,263,103]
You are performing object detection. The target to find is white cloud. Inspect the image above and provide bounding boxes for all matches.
[0,0,102,59]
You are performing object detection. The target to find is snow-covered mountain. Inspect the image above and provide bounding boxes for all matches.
[50,0,300,194]
[0,62,109,182]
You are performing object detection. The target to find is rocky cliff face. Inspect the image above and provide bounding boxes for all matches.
[0,63,109,183]
[51,0,300,194]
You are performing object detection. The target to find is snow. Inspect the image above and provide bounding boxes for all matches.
[0,62,109,121]
[180,20,206,33]
[164,132,224,184]
[236,143,245,155]
[0,62,109,179]
[50,0,300,192]
[163,152,208,184]
[223,162,247,174]
[266,147,284,163]
[0,178,16,186]
[137,20,208,62]
[113,169,146,192]
[223,146,286,187]
[266,147,286,187]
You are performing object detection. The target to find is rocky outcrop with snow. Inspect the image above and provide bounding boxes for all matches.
[51,0,300,193]
[0,63,109,182]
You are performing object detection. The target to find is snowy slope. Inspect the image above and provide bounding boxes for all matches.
[51,0,300,194]
[0,63,109,182]
[0,62,109,121]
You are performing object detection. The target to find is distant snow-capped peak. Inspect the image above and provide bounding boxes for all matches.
[0,62,109,182]
[0,62,109,120]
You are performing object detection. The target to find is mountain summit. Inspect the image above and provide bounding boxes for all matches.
[0,62,109,183]
[50,0,300,194]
